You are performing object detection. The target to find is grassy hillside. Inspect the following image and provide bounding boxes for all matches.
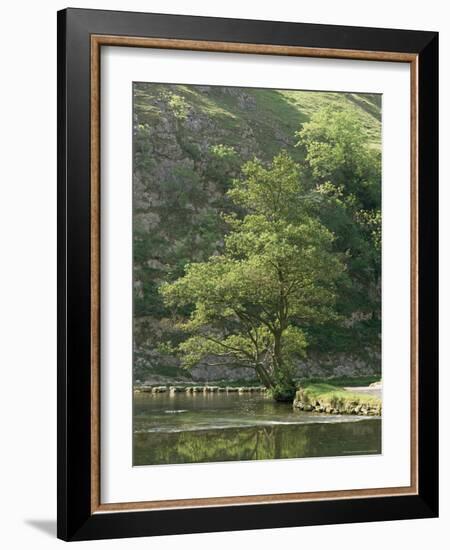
[132,83,381,383]
[134,84,381,161]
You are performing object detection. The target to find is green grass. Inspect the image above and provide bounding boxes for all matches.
[301,383,379,402]
[296,382,381,413]
[296,375,380,387]
[134,83,381,162]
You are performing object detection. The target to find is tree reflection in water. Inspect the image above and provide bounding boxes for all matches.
[133,419,381,466]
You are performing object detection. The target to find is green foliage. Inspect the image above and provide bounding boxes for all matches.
[296,106,381,206]
[296,107,382,321]
[210,144,238,160]
[356,208,381,253]
[164,92,190,120]
[179,140,202,161]
[205,144,240,189]
[132,83,382,384]
[161,152,346,398]
[134,274,166,318]
[304,317,380,358]
[269,382,297,402]
[133,123,156,173]
[228,151,306,220]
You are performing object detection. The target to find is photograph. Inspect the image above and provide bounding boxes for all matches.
[132,82,383,466]
[0,0,443,546]
[54,6,438,541]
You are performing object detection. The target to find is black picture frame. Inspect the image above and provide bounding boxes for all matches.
[57,7,438,541]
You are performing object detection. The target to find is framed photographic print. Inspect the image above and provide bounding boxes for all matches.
[57,8,438,541]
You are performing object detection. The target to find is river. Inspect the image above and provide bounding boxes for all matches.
[133,392,381,466]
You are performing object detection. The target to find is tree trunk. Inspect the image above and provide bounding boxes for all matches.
[255,362,275,389]
[273,330,283,373]
[271,328,296,402]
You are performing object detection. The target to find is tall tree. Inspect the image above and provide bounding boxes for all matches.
[296,104,381,208]
[161,152,345,400]
[296,106,381,319]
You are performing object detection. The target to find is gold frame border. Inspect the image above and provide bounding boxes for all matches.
[90,35,419,514]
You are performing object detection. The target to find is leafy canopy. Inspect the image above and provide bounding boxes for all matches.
[161,151,346,399]
[296,105,380,206]
[296,106,382,317]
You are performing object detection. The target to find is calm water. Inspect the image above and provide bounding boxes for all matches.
[133,392,381,466]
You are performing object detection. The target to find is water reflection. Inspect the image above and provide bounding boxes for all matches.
[133,393,381,466]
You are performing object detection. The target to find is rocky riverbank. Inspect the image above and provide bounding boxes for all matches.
[134,384,267,395]
[293,382,382,416]
[134,380,382,416]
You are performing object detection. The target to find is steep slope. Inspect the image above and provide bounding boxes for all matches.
[132,83,381,383]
